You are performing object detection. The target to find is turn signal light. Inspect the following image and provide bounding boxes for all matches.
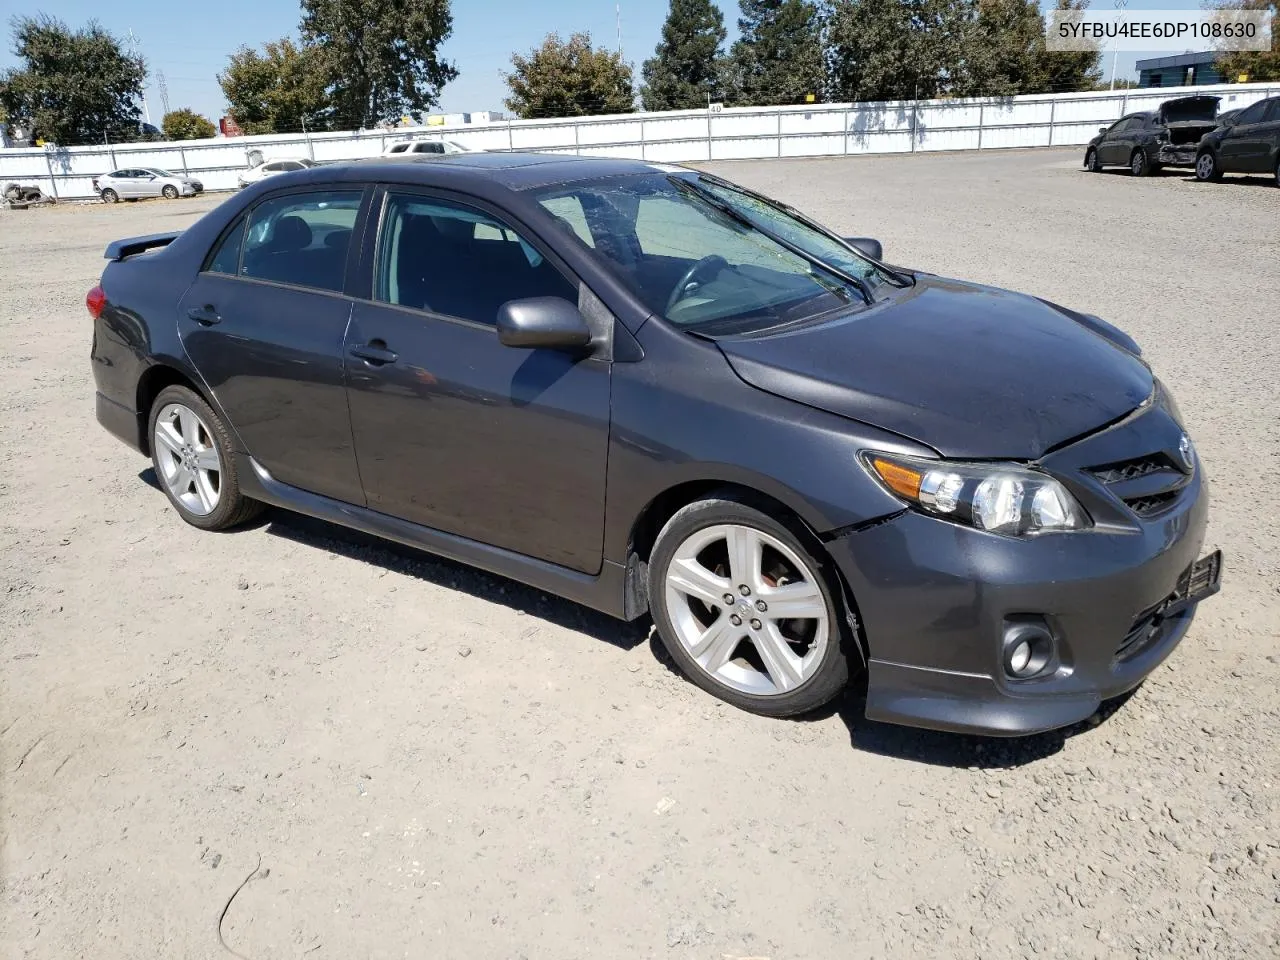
[86,285,106,319]
[869,456,923,500]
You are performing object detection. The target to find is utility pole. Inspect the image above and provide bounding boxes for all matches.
[616,2,622,57]
[1109,0,1128,91]
[127,29,151,124]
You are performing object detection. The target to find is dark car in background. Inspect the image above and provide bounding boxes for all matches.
[1085,96,1222,176]
[1195,95,1280,186]
[87,153,1220,736]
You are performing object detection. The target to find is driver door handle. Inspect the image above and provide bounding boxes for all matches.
[349,341,398,366]
[187,305,221,326]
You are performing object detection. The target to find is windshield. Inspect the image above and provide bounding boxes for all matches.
[532,172,888,334]
[146,168,177,178]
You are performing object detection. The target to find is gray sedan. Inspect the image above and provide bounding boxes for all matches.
[94,168,203,203]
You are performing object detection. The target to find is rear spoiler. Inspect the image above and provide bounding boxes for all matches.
[104,232,181,261]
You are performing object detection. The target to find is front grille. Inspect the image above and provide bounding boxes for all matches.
[1087,452,1189,519]
[1088,453,1170,485]
[1117,602,1165,660]
[1125,492,1180,518]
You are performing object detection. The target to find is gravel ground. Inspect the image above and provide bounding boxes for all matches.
[2,148,1278,959]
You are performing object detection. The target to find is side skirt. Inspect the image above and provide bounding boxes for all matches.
[237,455,631,620]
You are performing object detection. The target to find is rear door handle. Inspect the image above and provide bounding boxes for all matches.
[349,341,398,366]
[187,305,221,326]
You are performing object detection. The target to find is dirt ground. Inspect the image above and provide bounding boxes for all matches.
[2,148,1278,960]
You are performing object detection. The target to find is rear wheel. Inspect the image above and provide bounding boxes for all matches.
[648,496,852,717]
[1085,148,1102,172]
[161,184,179,200]
[1130,148,1150,177]
[1195,151,1222,182]
[101,188,118,203]
[148,385,263,531]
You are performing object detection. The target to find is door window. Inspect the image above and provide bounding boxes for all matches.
[412,142,444,154]
[205,217,247,274]
[240,190,361,292]
[1264,99,1280,122]
[375,193,577,324]
[1233,101,1269,125]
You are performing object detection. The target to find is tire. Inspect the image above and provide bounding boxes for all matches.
[1195,151,1222,182]
[647,495,853,717]
[147,385,263,531]
[1130,148,1150,177]
[101,188,118,204]
[1085,148,1102,173]
[162,184,179,200]
[1273,158,1279,188]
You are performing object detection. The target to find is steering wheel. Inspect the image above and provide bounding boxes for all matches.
[665,255,730,316]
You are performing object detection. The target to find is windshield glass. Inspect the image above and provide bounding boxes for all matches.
[147,168,177,178]
[532,173,881,334]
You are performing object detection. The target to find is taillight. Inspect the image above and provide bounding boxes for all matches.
[86,285,106,319]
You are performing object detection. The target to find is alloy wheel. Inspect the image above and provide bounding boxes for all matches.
[1131,151,1144,175]
[152,402,222,516]
[1196,154,1215,180]
[663,523,830,697]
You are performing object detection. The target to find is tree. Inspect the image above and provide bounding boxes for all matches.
[826,0,979,102]
[301,0,458,128]
[0,15,146,145]
[161,108,216,141]
[1214,1,1280,82]
[1035,0,1102,94]
[505,33,635,118]
[641,0,728,110]
[724,0,825,106]
[218,39,330,135]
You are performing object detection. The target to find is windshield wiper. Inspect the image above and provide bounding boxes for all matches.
[694,175,916,288]
[667,175,875,306]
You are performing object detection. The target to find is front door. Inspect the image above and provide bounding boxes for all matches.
[1219,99,1273,171]
[178,187,367,505]
[344,189,611,574]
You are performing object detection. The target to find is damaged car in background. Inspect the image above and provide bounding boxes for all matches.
[1085,96,1223,176]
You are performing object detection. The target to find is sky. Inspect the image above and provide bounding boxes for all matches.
[0,0,1204,123]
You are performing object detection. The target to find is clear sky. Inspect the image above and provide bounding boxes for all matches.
[0,0,1201,123]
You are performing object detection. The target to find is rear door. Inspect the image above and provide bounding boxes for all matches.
[177,187,369,505]
[343,187,611,573]
[113,169,144,198]
[1098,118,1131,165]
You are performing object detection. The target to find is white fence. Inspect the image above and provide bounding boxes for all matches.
[3,82,1277,201]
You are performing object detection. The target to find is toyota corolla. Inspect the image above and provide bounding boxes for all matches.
[88,153,1221,735]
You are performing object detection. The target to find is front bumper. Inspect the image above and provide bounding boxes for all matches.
[831,443,1211,736]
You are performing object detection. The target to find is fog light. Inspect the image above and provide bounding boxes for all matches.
[1002,621,1055,679]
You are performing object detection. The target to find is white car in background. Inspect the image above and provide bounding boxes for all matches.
[237,157,318,189]
[382,139,476,156]
[94,168,203,202]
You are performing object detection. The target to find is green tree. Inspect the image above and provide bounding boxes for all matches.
[724,0,825,106]
[505,33,635,118]
[641,0,728,110]
[301,0,458,128]
[0,15,146,145]
[161,108,216,141]
[1036,0,1102,94]
[1214,1,1280,82]
[218,39,330,135]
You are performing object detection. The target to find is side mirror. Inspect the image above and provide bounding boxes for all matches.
[1099,126,1108,135]
[497,297,591,350]
[845,237,884,261]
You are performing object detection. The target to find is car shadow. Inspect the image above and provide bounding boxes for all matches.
[1177,173,1277,188]
[261,507,649,652]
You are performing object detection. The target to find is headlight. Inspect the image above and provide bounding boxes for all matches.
[863,452,1090,536]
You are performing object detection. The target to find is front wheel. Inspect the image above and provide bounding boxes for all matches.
[1130,149,1150,177]
[647,496,853,717]
[1085,148,1102,173]
[148,385,263,530]
[162,184,179,200]
[1195,151,1222,182]
[101,188,118,203]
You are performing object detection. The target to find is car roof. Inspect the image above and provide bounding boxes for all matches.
[347,151,671,192]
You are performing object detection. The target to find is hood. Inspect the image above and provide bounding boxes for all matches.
[1158,95,1219,124]
[714,276,1153,460]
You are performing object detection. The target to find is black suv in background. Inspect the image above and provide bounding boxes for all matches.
[1195,96,1280,186]
[1085,96,1222,176]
